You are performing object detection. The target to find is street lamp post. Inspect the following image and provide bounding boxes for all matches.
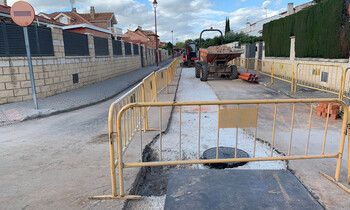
[153,0,159,66]
[171,30,174,58]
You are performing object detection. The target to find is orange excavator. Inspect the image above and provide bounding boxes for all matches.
[180,40,198,67]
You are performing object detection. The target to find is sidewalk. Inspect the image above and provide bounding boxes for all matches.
[0,59,173,126]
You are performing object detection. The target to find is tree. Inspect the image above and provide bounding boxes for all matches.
[162,42,174,54]
[175,42,185,48]
[227,17,230,33]
[224,31,249,44]
[225,17,231,35]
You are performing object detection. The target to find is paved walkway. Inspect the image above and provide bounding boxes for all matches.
[0,59,173,126]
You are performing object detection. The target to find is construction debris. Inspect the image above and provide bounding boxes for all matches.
[316,102,340,120]
[207,45,234,53]
[238,72,259,82]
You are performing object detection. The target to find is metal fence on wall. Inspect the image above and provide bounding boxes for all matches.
[94,37,109,56]
[63,30,89,56]
[125,42,132,55]
[0,22,54,57]
[133,44,139,55]
[112,40,123,56]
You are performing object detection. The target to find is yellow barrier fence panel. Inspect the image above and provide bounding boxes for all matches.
[256,60,262,77]
[247,58,256,72]
[92,98,349,199]
[261,60,272,76]
[295,63,343,98]
[271,62,294,92]
[155,68,167,94]
[341,68,350,100]
[143,73,157,103]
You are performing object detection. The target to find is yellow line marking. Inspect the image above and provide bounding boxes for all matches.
[274,174,291,201]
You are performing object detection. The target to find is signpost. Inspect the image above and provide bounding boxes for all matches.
[10,1,38,109]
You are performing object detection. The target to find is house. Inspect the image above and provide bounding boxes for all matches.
[173,46,183,56]
[160,42,168,48]
[38,7,122,39]
[0,1,65,27]
[123,26,160,48]
[235,2,315,36]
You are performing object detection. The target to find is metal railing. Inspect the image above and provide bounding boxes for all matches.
[270,62,294,92]
[94,98,349,199]
[241,59,346,98]
[295,63,344,98]
[341,68,350,100]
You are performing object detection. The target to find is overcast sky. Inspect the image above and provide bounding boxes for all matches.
[7,0,311,43]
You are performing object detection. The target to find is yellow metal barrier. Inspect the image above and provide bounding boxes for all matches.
[246,58,255,72]
[155,68,167,95]
[256,59,263,77]
[93,98,349,199]
[142,73,157,103]
[230,57,240,69]
[295,63,343,98]
[271,62,294,92]
[341,68,350,100]
[166,58,179,92]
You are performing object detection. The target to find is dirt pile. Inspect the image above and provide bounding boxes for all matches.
[207,45,233,53]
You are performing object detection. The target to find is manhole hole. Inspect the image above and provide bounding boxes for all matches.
[202,147,249,169]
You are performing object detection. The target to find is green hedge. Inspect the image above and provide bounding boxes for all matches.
[263,0,347,58]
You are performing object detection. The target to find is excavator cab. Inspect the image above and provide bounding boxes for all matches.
[181,41,198,67]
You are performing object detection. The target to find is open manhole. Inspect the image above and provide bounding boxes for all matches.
[202,147,249,169]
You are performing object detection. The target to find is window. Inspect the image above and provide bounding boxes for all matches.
[60,16,68,24]
[189,43,196,52]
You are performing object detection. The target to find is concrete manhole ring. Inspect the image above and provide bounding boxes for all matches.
[202,147,249,169]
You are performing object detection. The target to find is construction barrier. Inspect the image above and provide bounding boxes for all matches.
[271,62,294,92]
[341,68,350,100]
[155,69,167,94]
[256,59,263,77]
[226,58,347,98]
[295,63,343,98]
[237,58,256,73]
[94,98,349,199]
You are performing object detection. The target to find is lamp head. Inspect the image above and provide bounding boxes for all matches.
[153,0,158,8]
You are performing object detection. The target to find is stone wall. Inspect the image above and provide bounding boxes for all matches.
[0,27,163,104]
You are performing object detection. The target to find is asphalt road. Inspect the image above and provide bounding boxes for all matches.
[1,66,349,210]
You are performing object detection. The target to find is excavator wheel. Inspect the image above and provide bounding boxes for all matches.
[229,65,238,80]
[195,63,202,78]
[200,63,209,81]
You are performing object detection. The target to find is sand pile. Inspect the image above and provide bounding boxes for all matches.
[207,45,233,53]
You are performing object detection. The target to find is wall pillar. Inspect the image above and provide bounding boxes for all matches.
[121,41,125,57]
[290,36,295,61]
[87,34,95,58]
[141,44,147,67]
[108,38,113,57]
[50,27,64,58]
[255,42,260,70]
[262,42,265,60]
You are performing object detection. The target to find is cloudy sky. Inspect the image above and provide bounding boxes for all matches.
[7,0,310,43]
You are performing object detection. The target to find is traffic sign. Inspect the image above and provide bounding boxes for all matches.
[10,1,38,109]
[10,1,35,27]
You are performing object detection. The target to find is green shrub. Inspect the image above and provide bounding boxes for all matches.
[263,0,347,58]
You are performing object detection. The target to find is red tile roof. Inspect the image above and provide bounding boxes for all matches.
[79,12,114,22]
[0,5,65,26]
[142,30,155,36]
[40,9,116,30]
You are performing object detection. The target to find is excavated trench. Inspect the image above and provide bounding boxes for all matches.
[124,69,291,209]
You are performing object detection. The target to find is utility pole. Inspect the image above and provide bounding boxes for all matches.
[153,0,159,66]
[171,30,174,58]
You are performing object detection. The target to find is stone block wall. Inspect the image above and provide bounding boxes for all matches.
[0,27,164,104]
